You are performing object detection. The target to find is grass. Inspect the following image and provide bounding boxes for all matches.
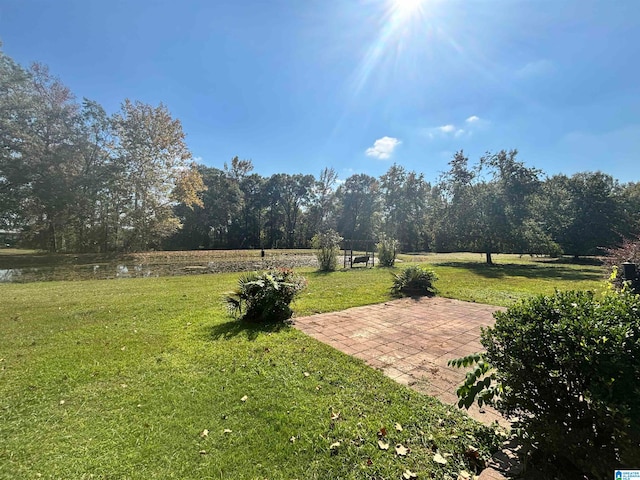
[0,251,606,478]
[1,274,502,479]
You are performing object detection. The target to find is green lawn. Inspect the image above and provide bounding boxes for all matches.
[0,254,605,479]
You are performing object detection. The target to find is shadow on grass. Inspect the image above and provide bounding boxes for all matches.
[435,261,603,281]
[210,318,291,341]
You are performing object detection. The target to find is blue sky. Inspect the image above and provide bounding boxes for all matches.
[1,0,639,183]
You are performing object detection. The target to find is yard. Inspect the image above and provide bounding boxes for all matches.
[0,252,605,478]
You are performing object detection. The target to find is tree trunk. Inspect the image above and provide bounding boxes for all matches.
[486,250,493,265]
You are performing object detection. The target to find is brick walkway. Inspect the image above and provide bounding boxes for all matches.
[293,296,515,479]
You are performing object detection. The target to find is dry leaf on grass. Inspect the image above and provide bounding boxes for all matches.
[377,440,389,450]
[223,428,232,434]
[199,429,209,438]
[433,452,447,464]
[240,395,248,402]
[395,444,409,456]
[395,422,403,431]
[403,470,418,479]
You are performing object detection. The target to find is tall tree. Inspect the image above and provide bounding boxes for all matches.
[438,150,549,264]
[539,172,622,257]
[336,174,380,241]
[112,99,202,251]
[308,167,338,233]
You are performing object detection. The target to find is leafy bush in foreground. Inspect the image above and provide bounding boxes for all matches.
[312,229,342,272]
[451,290,640,478]
[226,269,306,322]
[391,266,438,297]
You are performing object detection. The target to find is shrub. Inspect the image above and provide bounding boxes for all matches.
[451,290,640,478]
[377,234,398,267]
[604,235,640,289]
[311,229,342,272]
[226,268,307,323]
[390,265,438,297]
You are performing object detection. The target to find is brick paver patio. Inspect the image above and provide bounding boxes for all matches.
[293,296,520,478]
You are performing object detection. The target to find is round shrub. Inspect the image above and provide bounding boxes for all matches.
[226,268,306,323]
[483,290,640,477]
[391,265,438,297]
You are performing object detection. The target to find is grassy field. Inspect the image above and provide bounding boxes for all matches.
[0,251,606,479]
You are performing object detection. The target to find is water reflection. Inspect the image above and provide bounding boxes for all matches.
[0,268,21,283]
[0,254,317,284]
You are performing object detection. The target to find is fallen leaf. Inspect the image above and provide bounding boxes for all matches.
[303,372,310,377]
[199,429,209,438]
[223,429,232,434]
[329,441,341,450]
[378,427,387,437]
[433,453,447,464]
[403,470,418,479]
[59,400,65,405]
[289,436,296,443]
[377,440,389,450]
[330,411,340,420]
[315,385,321,390]
[457,471,471,480]
[366,458,373,466]
[395,444,409,456]
[199,450,207,455]
[241,395,248,402]
[395,422,403,431]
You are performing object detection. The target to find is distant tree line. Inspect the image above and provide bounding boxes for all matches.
[167,155,640,263]
[2,46,640,260]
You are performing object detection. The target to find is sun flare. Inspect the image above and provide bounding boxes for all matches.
[391,0,426,17]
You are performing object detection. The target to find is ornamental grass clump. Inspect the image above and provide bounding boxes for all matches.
[391,265,438,297]
[376,234,399,267]
[226,268,307,323]
[312,229,342,272]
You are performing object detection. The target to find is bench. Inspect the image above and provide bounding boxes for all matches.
[352,255,370,267]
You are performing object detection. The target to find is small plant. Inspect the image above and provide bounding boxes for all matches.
[226,268,307,323]
[377,234,399,267]
[312,229,342,272]
[390,265,438,297]
[451,289,640,478]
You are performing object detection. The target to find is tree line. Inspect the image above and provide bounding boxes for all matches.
[2,46,639,260]
[168,155,640,263]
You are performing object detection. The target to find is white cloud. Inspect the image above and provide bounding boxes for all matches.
[438,124,455,133]
[465,115,480,123]
[365,136,401,159]
[455,129,465,137]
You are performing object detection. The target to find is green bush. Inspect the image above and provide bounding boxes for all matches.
[391,265,438,297]
[311,229,342,272]
[604,235,640,290]
[452,290,640,478]
[226,268,307,323]
[376,235,398,267]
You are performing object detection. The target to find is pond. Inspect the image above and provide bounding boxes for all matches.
[0,251,319,283]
